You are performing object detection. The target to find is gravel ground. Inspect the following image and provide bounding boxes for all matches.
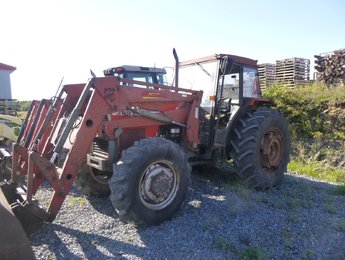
[30,170,345,260]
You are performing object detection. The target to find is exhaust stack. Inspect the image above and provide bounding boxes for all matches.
[173,48,179,88]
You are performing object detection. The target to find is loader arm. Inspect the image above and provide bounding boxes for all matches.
[0,76,202,234]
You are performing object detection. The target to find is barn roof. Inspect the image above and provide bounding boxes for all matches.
[0,63,16,71]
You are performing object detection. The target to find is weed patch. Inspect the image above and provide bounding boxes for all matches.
[213,235,237,254]
[240,246,266,260]
[332,220,345,232]
[330,185,345,196]
[68,196,86,207]
[324,196,337,214]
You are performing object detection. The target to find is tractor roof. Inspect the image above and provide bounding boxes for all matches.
[104,65,166,76]
[180,54,258,67]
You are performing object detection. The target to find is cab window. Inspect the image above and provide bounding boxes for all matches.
[218,63,241,103]
[243,67,260,98]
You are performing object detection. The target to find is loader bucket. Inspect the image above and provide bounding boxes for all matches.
[0,187,34,260]
[0,180,50,234]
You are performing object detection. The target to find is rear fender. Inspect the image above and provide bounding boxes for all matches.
[225,97,274,146]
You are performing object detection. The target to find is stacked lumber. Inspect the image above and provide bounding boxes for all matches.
[258,63,276,90]
[275,57,310,88]
[314,49,345,84]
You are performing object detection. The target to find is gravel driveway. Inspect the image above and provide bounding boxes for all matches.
[30,171,345,259]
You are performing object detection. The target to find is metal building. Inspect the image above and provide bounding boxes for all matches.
[0,63,16,99]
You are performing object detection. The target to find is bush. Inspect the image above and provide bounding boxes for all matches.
[19,101,32,111]
[262,83,345,140]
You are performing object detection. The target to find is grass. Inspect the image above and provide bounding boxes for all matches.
[240,246,266,260]
[288,160,345,185]
[68,196,86,207]
[330,185,345,196]
[282,230,295,251]
[238,186,252,201]
[301,249,315,259]
[294,83,345,106]
[332,220,345,232]
[325,203,337,214]
[287,212,300,224]
[213,236,267,260]
[269,182,313,212]
[288,137,345,186]
[17,111,28,120]
[228,204,241,216]
[203,217,220,232]
[213,235,237,254]
[324,196,337,214]
[47,254,55,260]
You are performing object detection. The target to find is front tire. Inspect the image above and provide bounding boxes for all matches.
[229,108,290,189]
[109,138,191,225]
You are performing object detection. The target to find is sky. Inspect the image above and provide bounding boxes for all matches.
[1,0,344,100]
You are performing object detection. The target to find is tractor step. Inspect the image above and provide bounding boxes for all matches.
[213,128,227,148]
[87,153,111,171]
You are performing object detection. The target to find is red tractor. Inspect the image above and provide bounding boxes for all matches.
[0,50,289,256]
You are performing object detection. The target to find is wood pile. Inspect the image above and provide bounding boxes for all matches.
[258,63,276,90]
[275,57,310,88]
[314,49,345,84]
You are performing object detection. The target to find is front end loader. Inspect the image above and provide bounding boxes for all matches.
[0,74,202,243]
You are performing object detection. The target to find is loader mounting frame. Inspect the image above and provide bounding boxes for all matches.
[0,76,202,233]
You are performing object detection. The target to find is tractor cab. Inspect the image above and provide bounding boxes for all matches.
[178,54,262,147]
[179,54,261,111]
[104,65,167,87]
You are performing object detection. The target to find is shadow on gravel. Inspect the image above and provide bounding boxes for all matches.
[31,223,147,259]
[87,196,115,218]
[30,170,345,259]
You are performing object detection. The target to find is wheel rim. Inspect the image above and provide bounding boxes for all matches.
[139,160,179,210]
[260,127,284,172]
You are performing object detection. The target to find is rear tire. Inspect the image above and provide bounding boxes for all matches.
[229,108,290,189]
[76,162,111,196]
[76,139,112,196]
[109,138,191,225]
